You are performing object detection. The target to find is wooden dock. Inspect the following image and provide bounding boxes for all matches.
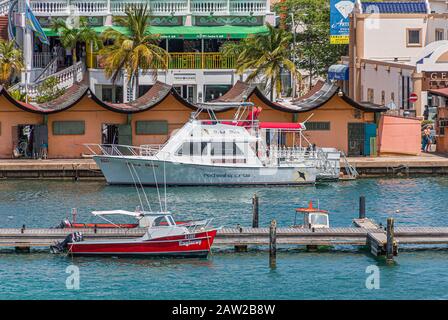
[1,223,448,259]
[1,196,448,265]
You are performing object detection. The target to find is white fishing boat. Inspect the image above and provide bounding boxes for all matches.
[85,103,343,186]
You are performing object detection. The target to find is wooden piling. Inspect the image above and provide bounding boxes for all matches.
[269,219,277,268]
[252,194,259,228]
[386,217,395,263]
[359,196,366,219]
[234,245,248,252]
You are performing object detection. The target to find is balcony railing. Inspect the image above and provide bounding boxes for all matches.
[90,52,235,69]
[30,0,268,16]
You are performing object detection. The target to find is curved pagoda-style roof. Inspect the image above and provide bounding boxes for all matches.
[0,81,198,114]
[212,80,388,113]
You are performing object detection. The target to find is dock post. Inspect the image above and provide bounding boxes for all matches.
[252,194,259,228]
[359,196,366,219]
[269,219,277,269]
[386,217,395,263]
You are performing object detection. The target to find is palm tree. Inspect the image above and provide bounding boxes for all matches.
[221,23,297,100]
[0,39,24,87]
[99,5,170,99]
[52,17,101,81]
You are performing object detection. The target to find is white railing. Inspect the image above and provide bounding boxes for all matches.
[31,0,69,16]
[191,0,227,14]
[0,0,10,15]
[33,52,53,68]
[111,0,189,15]
[28,0,268,16]
[12,61,85,98]
[229,0,266,14]
[84,143,159,157]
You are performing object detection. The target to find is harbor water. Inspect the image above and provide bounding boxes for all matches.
[1,177,448,299]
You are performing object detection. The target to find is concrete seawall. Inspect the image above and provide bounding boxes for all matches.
[1,154,448,179]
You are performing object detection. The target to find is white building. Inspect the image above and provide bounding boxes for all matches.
[0,0,274,103]
[347,0,448,117]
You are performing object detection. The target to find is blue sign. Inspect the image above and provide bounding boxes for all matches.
[330,0,355,44]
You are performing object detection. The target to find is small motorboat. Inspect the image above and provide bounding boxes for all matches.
[292,201,330,229]
[52,211,218,258]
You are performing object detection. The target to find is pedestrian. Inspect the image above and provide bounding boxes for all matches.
[426,125,434,152]
[66,47,73,66]
[422,125,431,152]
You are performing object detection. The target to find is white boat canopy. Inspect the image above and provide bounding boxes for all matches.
[91,210,143,217]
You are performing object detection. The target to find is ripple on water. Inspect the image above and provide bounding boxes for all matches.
[0,177,448,299]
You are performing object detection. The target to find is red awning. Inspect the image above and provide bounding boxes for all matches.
[428,87,448,98]
[259,122,304,130]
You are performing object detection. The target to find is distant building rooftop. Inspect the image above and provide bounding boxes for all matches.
[360,1,428,14]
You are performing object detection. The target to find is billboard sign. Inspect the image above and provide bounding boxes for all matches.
[330,0,355,44]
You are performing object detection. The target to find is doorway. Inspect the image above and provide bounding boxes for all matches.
[347,123,365,156]
[102,124,119,145]
[12,125,48,158]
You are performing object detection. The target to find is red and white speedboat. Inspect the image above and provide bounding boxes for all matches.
[52,211,219,258]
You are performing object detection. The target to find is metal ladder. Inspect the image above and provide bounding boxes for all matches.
[340,151,358,179]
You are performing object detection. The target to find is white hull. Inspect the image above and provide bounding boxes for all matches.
[94,156,317,185]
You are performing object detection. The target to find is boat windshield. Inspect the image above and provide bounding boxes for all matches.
[309,213,328,227]
[152,216,171,227]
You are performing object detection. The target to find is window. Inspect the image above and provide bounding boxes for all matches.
[367,88,374,103]
[204,85,232,102]
[52,121,85,135]
[176,142,208,156]
[436,29,444,41]
[305,122,331,131]
[381,91,385,105]
[210,142,243,156]
[391,92,395,102]
[407,28,422,47]
[135,121,168,135]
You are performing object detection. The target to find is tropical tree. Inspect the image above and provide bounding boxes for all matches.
[99,5,170,99]
[275,0,348,88]
[0,39,24,87]
[52,16,101,80]
[221,23,297,100]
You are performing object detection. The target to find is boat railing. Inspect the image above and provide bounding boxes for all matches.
[84,143,161,157]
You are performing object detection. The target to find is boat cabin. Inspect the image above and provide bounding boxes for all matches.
[293,201,330,229]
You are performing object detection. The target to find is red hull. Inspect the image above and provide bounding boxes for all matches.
[68,229,217,257]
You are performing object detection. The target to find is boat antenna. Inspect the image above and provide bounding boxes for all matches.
[302,113,314,124]
[126,162,146,213]
[163,158,167,212]
[150,158,164,212]
[129,163,152,213]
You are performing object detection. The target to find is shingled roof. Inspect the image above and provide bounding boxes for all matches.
[0,81,197,114]
[211,80,388,113]
[360,1,428,14]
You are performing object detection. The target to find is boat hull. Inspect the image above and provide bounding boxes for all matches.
[93,156,317,186]
[68,230,217,257]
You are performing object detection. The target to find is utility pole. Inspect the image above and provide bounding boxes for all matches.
[290,12,297,99]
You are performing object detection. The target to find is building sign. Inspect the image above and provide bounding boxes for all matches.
[195,16,263,27]
[37,16,103,27]
[151,16,183,26]
[423,72,448,90]
[330,0,355,44]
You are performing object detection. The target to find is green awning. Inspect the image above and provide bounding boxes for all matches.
[44,25,268,39]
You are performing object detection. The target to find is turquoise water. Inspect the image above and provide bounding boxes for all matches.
[0,178,448,299]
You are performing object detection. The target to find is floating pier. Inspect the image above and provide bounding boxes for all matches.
[1,196,448,266]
